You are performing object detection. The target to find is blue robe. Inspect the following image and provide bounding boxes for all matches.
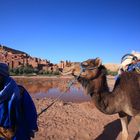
[0,77,38,140]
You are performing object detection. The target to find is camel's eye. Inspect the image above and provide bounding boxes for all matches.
[81,62,89,67]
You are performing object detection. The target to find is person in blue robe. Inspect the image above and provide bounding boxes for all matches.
[0,63,38,140]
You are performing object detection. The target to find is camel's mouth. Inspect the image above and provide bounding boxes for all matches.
[62,69,73,75]
[62,63,81,77]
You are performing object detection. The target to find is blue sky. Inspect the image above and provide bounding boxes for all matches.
[0,0,140,64]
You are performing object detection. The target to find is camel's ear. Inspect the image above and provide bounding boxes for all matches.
[95,58,102,67]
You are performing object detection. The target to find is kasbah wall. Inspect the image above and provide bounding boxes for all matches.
[0,45,69,72]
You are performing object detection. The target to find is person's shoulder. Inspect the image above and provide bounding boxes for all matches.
[18,85,26,97]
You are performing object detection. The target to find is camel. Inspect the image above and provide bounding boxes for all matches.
[62,58,140,140]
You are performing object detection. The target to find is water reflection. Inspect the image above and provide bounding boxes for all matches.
[14,77,90,102]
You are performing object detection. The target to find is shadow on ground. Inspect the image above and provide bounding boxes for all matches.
[95,119,121,140]
[95,116,136,140]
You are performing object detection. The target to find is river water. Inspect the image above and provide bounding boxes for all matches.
[14,77,91,102]
[14,76,115,103]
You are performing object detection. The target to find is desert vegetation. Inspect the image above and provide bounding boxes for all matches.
[10,65,60,76]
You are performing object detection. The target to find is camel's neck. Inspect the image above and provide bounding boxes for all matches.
[80,75,118,115]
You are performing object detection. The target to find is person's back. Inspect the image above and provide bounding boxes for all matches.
[0,63,38,140]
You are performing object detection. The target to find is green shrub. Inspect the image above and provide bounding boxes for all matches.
[107,70,118,76]
[53,71,60,75]
[10,66,61,76]
[10,65,35,75]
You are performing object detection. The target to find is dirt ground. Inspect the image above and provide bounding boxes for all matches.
[32,76,139,140]
[33,99,139,140]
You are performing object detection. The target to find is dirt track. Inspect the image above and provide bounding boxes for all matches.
[32,76,139,140]
[33,98,139,140]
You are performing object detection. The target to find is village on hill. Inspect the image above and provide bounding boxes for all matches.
[0,44,120,75]
[0,45,70,75]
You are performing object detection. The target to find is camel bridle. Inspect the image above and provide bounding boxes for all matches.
[76,63,98,79]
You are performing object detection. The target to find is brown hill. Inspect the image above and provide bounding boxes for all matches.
[0,44,120,73]
[104,63,119,72]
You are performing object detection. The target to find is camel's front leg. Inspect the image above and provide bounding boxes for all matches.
[119,112,129,140]
[134,115,140,139]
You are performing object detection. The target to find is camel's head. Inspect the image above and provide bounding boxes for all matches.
[62,58,108,96]
[62,58,105,80]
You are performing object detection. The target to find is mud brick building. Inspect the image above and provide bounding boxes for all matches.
[0,45,73,72]
[0,45,51,70]
[57,60,72,69]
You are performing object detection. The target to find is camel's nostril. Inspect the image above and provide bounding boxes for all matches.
[59,68,63,72]
[71,69,75,75]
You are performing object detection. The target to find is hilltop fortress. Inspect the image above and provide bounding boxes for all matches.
[0,45,68,72]
[0,45,122,72]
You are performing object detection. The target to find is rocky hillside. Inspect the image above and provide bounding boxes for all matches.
[0,45,27,55]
